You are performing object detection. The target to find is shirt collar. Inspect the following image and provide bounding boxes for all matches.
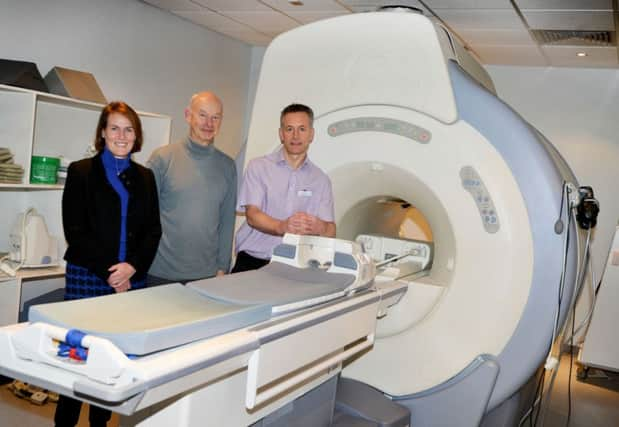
[272,147,310,170]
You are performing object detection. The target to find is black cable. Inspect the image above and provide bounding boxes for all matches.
[558,180,567,221]
[558,209,571,307]
[566,305,576,427]
[556,183,572,326]
[594,278,603,296]
[528,368,545,427]
[528,183,570,427]
[532,372,546,426]
[563,212,583,427]
[522,184,575,427]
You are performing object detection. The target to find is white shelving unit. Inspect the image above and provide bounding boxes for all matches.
[0,84,171,325]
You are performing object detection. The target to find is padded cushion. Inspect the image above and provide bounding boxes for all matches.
[28,283,271,355]
[188,262,356,307]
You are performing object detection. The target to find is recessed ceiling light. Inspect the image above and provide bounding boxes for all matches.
[576,52,587,57]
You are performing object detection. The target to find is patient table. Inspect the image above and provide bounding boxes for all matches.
[0,235,409,426]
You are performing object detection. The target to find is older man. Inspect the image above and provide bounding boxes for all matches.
[232,103,335,273]
[147,92,237,284]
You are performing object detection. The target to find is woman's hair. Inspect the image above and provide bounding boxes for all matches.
[94,101,143,153]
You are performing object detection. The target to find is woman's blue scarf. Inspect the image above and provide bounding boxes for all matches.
[101,147,130,262]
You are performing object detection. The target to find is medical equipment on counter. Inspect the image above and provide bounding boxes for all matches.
[0,208,58,276]
[0,235,407,426]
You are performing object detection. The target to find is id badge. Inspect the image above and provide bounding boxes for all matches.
[297,189,313,197]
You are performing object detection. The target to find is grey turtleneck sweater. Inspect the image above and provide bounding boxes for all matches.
[146,137,237,280]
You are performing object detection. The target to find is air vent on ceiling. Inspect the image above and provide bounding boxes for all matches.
[531,30,616,47]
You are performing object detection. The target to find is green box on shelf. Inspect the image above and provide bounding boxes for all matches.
[30,156,60,184]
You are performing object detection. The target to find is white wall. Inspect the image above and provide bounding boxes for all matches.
[487,65,619,339]
[236,46,267,173]
[0,0,253,158]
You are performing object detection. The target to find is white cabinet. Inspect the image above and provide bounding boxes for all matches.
[0,271,65,325]
[0,84,171,325]
[580,225,619,371]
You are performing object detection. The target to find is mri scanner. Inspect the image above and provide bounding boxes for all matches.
[0,8,598,427]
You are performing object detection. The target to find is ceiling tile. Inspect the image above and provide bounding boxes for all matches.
[175,10,277,45]
[191,0,271,12]
[215,29,273,46]
[261,0,349,12]
[436,9,526,30]
[472,44,547,65]
[174,10,254,31]
[542,45,618,67]
[458,29,535,45]
[286,11,350,24]
[145,0,619,69]
[424,0,513,8]
[522,10,614,31]
[514,0,612,10]
[142,0,203,11]
[222,11,301,32]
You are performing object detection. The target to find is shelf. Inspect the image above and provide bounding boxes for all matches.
[0,183,63,191]
[0,83,171,272]
[0,83,169,118]
[0,85,171,327]
[0,84,102,110]
[19,265,65,280]
[0,265,65,282]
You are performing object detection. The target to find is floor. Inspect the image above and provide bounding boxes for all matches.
[543,352,619,427]
[0,352,617,427]
[0,378,119,427]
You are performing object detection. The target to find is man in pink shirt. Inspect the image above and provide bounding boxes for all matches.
[232,103,336,273]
